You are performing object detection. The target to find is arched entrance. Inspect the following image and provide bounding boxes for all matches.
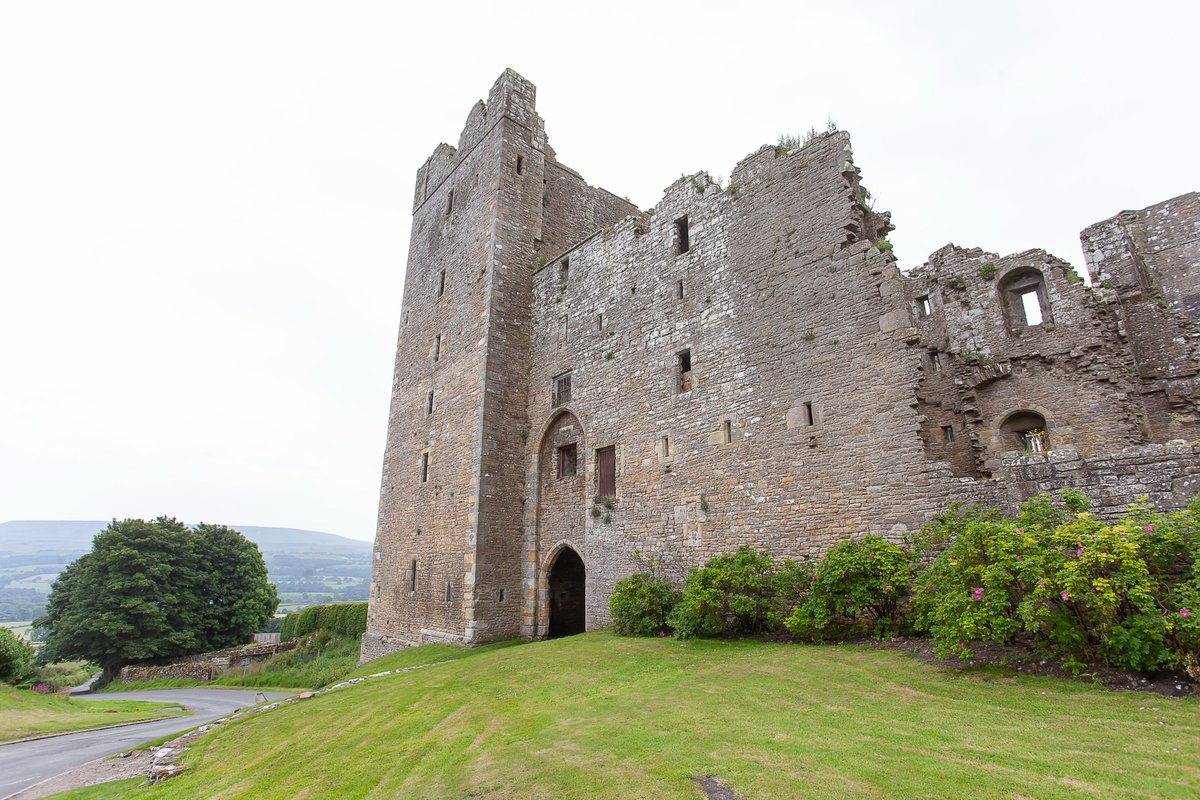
[547,547,586,638]
[1000,410,1049,453]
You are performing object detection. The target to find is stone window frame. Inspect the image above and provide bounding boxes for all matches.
[556,442,578,480]
[998,267,1053,330]
[552,370,573,407]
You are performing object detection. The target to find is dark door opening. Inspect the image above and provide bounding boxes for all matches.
[548,548,586,638]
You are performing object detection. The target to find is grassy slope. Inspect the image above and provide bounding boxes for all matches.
[49,632,1200,799]
[0,686,185,742]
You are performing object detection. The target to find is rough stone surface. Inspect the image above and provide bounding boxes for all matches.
[363,69,1200,659]
[118,641,296,683]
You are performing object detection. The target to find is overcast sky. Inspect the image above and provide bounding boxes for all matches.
[1,2,1196,542]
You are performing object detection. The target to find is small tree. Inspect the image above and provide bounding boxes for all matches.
[0,627,32,684]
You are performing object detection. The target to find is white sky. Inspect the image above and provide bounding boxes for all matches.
[1,1,1196,542]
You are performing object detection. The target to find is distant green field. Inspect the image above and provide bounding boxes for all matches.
[44,633,1200,799]
[0,620,32,640]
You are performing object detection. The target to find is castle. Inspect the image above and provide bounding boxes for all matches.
[361,69,1200,659]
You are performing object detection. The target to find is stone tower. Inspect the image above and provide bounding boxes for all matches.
[362,70,637,658]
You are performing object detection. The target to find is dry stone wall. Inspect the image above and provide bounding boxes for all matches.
[363,70,1200,660]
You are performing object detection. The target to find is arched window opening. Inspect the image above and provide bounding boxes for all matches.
[1000,410,1048,453]
[999,269,1051,329]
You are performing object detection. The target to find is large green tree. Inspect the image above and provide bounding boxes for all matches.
[36,518,278,676]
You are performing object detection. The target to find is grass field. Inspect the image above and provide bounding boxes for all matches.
[44,632,1200,799]
[0,686,185,743]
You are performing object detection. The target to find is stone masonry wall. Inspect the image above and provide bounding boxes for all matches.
[365,70,1200,659]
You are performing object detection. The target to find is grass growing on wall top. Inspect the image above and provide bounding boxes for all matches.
[47,631,1200,800]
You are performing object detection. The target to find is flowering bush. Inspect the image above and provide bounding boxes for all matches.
[784,535,912,639]
[609,572,680,636]
[913,489,1200,674]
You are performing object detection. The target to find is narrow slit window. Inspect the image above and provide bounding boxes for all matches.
[516,155,524,175]
[927,348,942,375]
[662,435,672,458]
[722,420,732,444]
[438,270,446,297]
[557,443,578,479]
[561,314,569,343]
[917,295,931,317]
[559,258,569,289]
[675,215,690,255]
[426,391,434,415]
[553,371,572,407]
[446,189,454,216]
[677,279,685,300]
[445,582,451,602]
[596,313,604,332]
[942,425,955,444]
[677,349,692,393]
[499,588,506,603]
[410,560,417,592]
[433,334,442,362]
[420,452,429,483]
[804,401,815,427]
[375,584,381,600]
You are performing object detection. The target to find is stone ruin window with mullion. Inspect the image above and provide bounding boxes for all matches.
[557,442,578,479]
[553,371,572,407]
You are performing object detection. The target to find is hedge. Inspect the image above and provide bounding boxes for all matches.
[279,602,368,642]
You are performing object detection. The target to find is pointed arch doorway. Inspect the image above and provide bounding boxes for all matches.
[547,547,586,638]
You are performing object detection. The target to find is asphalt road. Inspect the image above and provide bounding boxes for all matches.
[0,688,292,799]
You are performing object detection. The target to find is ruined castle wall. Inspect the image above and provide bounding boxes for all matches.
[1082,193,1200,441]
[906,245,1145,474]
[522,133,949,634]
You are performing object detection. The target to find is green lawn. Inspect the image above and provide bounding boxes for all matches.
[43,632,1199,799]
[0,686,185,743]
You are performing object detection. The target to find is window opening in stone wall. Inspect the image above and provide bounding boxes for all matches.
[675,215,690,255]
[559,258,569,289]
[553,371,572,406]
[927,348,942,375]
[917,295,931,317]
[1018,288,1044,326]
[557,442,578,479]
[426,391,434,415]
[410,560,417,592]
[375,584,380,600]
[446,189,454,216]
[942,425,955,444]
[420,452,429,483]
[662,435,671,458]
[677,279,685,300]
[433,334,442,362]
[596,313,603,332]
[596,446,616,498]
[999,269,1052,329]
[1000,410,1049,453]
[438,270,446,297]
[499,588,505,602]
[445,582,451,602]
[561,314,569,343]
[804,401,815,427]
[516,155,524,175]
[722,420,732,444]
[678,349,693,393]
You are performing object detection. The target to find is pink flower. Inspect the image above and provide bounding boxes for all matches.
[1181,609,1191,618]
[658,631,667,637]
[1037,579,1044,587]
[972,587,983,601]
[1076,547,1083,557]
[1061,591,1070,602]
[883,585,892,592]
[1015,528,1024,534]
[1144,525,1153,532]
[867,554,874,560]
[811,574,818,581]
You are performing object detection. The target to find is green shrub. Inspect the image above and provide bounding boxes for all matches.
[280,602,367,642]
[0,628,32,684]
[669,546,800,639]
[610,573,680,636]
[786,535,912,639]
[912,490,1200,674]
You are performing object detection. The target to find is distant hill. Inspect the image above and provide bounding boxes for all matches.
[0,520,374,622]
[0,520,372,557]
